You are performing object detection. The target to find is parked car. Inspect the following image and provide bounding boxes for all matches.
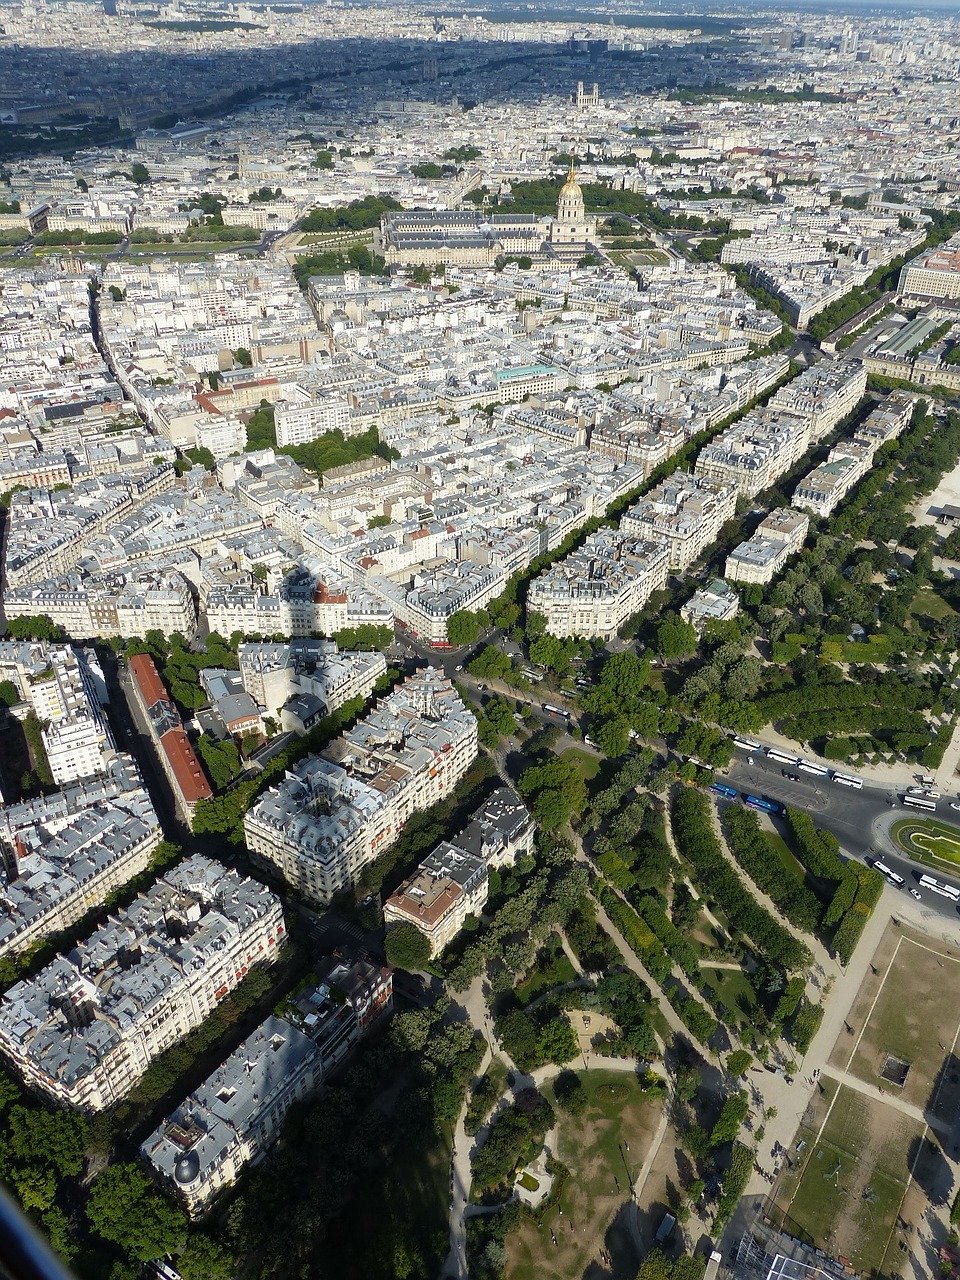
[910,888,922,900]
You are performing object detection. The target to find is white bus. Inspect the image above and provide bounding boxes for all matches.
[732,736,762,752]
[798,759,830,777]
[766,747,800,765]
[832,772,863,790]
[873,859,905,888]
[903,794,937,811]
[542,703,566,719]
[919,874,960,902]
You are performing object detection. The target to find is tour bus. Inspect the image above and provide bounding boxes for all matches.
[732,736,762,753]
[903,794,937,811]
[744,794,784,816]
[919,874,960,902]
[873,859,905,888]
[798,759,830,778]
[710,783,738,800]
[541,703,566,719]
[831,772,863,790]
[766,747,800,765]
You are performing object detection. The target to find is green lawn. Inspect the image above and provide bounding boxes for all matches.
[892,816,960,867]
[908,587,957,623]
[765,831,805,882]
[559,747,602,783]
[514,936,577,1006]
[700,968,757,1024]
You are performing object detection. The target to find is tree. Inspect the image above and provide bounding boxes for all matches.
[176,1235,238,1279]
[638,1247,672,1280]
[384,923,431,971]
[594,716,630,758]
[535,1016,578,1065]
[709,1090,749,1148]
[726,1049,753,1077]
[599,650,650,699]
[656,617,698,662]
[86,1162,188,1261]
[130,162,150,184]
[446,610,484,647]
[553,1069,587,1115]
[234,347,252,367]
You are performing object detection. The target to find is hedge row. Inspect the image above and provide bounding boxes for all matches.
[671,790,809,972]
[790,998,824,1054]
[633,894,701,979]
[665,982,718,1045]
[595,881,672,983]
[784,809,883,963]
[723,807,823,934]
[714,1140,754,1231]
[756,676,937,727]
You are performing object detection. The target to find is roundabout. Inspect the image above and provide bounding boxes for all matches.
[891,816,960,869]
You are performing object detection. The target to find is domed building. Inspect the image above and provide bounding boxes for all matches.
[548,160,597,255]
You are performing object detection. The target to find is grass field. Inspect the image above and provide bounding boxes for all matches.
[892,816,960,868]
[700,967,758,1025]
[514,936,578,1006]
[507,1071,661,1280]
[909,587,957,623]
[559,747,602,783]
[785,1085,921,1276]
[845,932,960,1121]
[765,831,806,882]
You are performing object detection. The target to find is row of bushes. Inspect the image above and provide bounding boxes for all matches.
[713,1140,754,1231]
[595,880,672,984]
[633,894,701,979]
[665,982,719,1046]
[723,808,823,935]
[784,809,884,963]
[671,790,810,972]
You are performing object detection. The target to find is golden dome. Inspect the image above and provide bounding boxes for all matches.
[559,159,582,197]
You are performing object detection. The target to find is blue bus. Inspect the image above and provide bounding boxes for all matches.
[710,783,738,799]
[744,795,785,817]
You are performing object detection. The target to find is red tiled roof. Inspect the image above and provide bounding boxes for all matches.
[160,727,213,805]
[129,653,168,711]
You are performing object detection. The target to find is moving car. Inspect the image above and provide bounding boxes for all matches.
[910,888,922,900]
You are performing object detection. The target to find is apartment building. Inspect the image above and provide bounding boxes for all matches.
[383,785,531,957]
[384,848,487,958]
[527,529,669,639]
[680,579,741,633]
[274,396,352,448]
[244,670,477,904]
[694,411,811,499]
[237,639,386,721]
[620,471,737,571]
[725,509,810,585]
[767,359,866,442]
[141,951,390,1215]
[0,856,285,1111]
[0,641,113,785]
[127,654,212,823]
[791,443,873,519]
[3,570,197,642]
[0,759,161,959]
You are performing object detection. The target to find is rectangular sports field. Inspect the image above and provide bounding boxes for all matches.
[837,928,960,1123]
[785,1084,922,1276]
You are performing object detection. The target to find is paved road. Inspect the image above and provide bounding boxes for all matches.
[723,755,960,921]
